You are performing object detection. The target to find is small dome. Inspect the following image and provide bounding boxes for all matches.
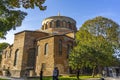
[41,16,77,32]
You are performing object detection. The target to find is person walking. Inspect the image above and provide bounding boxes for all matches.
[76,69,80,80]
[102,70,106,77]
[53,67,59,80]
[24,70,28,79]
[40,69,43,80]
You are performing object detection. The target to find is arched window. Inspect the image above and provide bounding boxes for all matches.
[44,24,47,29]
[14,49,19,66]
[56,20,60,27]
[49,22,52,28]
[5,51,9,58]
[68,22,71,29]
[44,43,48,55]
[9,49,12,57]
[67,44,71,58]
[59,40,62,55]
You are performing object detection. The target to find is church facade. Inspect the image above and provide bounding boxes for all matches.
[1,15,77,77]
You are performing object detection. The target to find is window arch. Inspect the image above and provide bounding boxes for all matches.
[44,43,48,55]
[4,51,9,58]
[9,49,12,57]
[59,39,62,55]
[44,24,47,29]
[68,22,71,29]
[56,20,60,27]
[14,49,19,66]
[67,44,71,58]
[49,22,52,28]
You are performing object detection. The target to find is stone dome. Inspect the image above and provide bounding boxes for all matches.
[41,16,77,32]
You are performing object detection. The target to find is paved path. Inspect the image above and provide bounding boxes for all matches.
[85,77,120,80]
[105,77,120,80]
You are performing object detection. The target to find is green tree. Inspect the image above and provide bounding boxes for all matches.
[0,0,46,39]
[0,42,9,53]
[80,16,120,65]
[69,16,120,77]
[0,42,9,63]
[69,30,114,77]
[80,16,120,48]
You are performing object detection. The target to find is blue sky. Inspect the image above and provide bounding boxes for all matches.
[0,0,120,44]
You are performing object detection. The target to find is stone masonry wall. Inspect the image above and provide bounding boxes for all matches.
[11,32,26,77]
[35,37,54,76]
[54,35,74,74]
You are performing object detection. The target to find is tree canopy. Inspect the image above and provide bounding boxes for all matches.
[0,42,9,53]
[0,0,46,39]
[80,16,120,59]
[0,42,9,63]
[80,16,120,48]
[69,16,120,76]
[69,30,114,70]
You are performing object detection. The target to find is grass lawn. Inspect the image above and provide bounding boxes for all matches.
[32,75,100,80]
[0,79,8,80]
[0,75,100,80]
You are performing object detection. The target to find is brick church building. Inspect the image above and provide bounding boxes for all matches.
[1,15,77,77]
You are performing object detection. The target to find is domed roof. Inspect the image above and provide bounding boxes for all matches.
[41,15,77,33]
[42,16,76,25]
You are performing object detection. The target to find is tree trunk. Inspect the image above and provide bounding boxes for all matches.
[92,66,96,77]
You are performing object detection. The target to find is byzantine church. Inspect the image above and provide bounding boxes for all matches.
[1,14,77,77]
